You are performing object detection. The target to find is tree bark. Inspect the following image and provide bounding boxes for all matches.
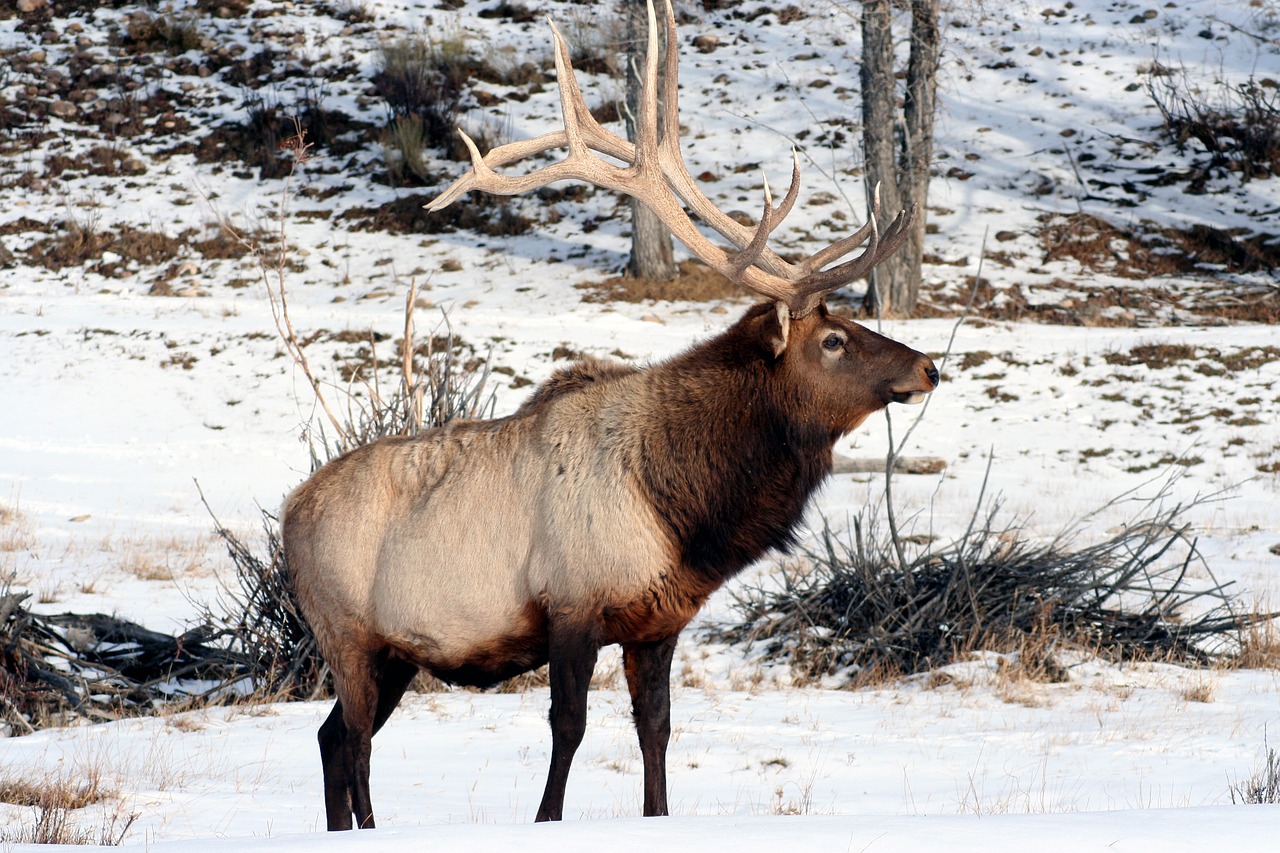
[860,0,939,318]
[623,0,677,281]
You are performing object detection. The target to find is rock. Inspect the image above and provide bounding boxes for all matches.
[693,34,720,53]
[48,100,78,119]
[16,0,47,12]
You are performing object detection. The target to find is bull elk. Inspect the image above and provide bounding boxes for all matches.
[282,0,939,831]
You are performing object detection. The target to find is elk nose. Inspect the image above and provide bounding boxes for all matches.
[925,365,940,387]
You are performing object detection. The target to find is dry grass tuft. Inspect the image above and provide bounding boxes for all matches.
[1229,739,1280,804]
[1227,605,1280,670]
[0,768,135,846]
[1181,677,1216,704]
[116,534,213,582]
[579,260,747,305]
[0,774,110,811]
[0,501,36,553]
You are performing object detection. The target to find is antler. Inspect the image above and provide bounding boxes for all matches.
[426,0,913,317]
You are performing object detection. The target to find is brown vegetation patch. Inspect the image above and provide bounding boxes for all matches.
[1038,212,1280,278]
[185,226,256,261]
[338,192,533,238]
[117,10,204,55]
[0,216,49,237]
[578,259,747,304]
[43,145,146,180]
[24,223,185,271]
[0,776,110,811]
[958,350,994,370]
[1095,343,1274,376]
[1103,343,1199,369]
[924,273,1280,326]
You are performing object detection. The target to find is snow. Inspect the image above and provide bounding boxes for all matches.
[1,0,1278,849]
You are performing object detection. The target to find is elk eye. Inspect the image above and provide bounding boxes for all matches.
[822,333,844,351]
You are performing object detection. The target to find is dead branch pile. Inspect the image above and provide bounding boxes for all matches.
[198,509,330,702]
[0,580,250,735]
[712,481,1270,682]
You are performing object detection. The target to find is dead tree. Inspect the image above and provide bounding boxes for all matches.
[623,0,677,280]
[860,0,940,318]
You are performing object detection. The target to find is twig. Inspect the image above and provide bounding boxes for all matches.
[1209,15,1280,48]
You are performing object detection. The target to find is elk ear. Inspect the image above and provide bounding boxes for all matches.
[764,301,791,357]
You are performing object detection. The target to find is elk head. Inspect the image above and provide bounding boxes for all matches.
[427,0,937,404]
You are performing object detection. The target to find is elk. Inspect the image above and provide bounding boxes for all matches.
[282,0,938,831]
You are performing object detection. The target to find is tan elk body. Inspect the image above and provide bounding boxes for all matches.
[282,1,938,831]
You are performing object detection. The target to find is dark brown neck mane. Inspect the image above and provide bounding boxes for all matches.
[628,306,837,585]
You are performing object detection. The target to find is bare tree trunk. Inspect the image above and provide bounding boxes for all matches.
[623,0,676,281]
[859,0,903,315]
[860,0,939,318]
[901,0,939,311]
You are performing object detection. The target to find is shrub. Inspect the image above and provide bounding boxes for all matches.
[712,475,1266,684]
[1229,739,1280,804]
[374,29,475,159]
[1147,68,1280,188]
[119,11,204,56]
[380,114,432,185]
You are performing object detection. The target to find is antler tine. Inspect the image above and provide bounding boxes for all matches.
[649,0,796,279]
[799,203,917,298]
[800,180,884,275]
[727,176,778,279]
[426,17,638,214]
[635,0,662,167]
[727,159,800,279]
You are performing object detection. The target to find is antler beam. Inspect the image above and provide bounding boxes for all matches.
[425,0,913,317]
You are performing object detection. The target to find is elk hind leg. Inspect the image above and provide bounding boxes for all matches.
[318,700,353,830]
[324,650,415,830]
[623,636,678,816]
[534,622,599,822]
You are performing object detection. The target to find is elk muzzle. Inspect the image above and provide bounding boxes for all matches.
[889,360,940,405]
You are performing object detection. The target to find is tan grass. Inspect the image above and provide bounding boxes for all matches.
[0,764,138,845]
[0,501,36,553]
[578,260,747,305]
[1230,603,1280,670]
[109,532,216,581]
[1181,677,1216,703]
[0,773,109,811]
[35,580,63,604]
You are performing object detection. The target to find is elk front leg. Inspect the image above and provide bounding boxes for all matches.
[623,635,678,816]
[535,622,599,822]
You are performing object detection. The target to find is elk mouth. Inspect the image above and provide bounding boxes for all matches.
[889,390,930,405]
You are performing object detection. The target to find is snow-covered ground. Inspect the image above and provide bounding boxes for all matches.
[1,0,1278,848]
